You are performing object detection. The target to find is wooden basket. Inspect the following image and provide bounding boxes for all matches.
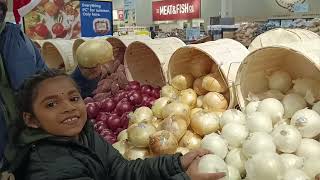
[106,35,151,63]
[168,39,249,109]
[42,39,76,74]
[236,39,320,109]
[249,28,320,52]
[32,40,45,50]
[124,37,185,87]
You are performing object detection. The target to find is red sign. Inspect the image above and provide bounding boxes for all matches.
[152,0,201,21]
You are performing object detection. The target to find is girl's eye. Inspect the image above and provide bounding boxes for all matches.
[70,96,80,102]
[47,101,57,108]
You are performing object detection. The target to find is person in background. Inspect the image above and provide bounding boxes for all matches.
[150,26,156,39]
[5,69,226,180]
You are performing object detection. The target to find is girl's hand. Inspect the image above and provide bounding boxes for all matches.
[180,149,211,170]
[186,157,226,180]
[316,174,320,180]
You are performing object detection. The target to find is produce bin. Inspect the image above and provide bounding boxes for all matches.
[124,37,186,87]
[236,39,320,110]
[249,28,320,52]
[106,35,151,63]
[168,39,249,109]
[42,39,76,74]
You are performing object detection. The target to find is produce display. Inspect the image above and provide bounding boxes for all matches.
[235,23,260,47]
[307,18,320,36]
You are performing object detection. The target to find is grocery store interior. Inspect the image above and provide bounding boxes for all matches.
[1,0,320,179]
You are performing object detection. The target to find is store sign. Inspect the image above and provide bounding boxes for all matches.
[152,0,201,21]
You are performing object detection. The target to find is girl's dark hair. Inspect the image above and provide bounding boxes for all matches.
[17,69,79,114]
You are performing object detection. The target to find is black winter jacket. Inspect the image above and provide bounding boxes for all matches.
[10,123,190,180]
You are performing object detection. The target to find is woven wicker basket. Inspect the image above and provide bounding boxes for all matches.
[168,39,249,108]
[249,28,320,52]
[124,37,185,87]
[42,39,76,74]
[236,39,320,109]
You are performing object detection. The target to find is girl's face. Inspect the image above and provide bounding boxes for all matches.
[24,76,87,137]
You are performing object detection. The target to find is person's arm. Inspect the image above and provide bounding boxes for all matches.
[98,135,189,180]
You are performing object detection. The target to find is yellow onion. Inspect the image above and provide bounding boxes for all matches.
[152,97,171,118]
[190,108,203,117]
[191,110,220,136]
[76,39,114,68]
[170,73,194,90]
[149,130,178,155]
[160,85,179,100]
[203,92,228,111]
[202,73,227,93]
[162,101,190,119]
[158,115,188,141]
[176,147,190,155]
[179,130,202,150]
[197,96,204,108]
[193,77,208,96]
[124,147,150,160]
[117,129,128,141]
[127,123,156,148]
[189,59,212,78]
[178,89,197,108]
[129,107,153,125]
[151,116,162,129]
[113,140,129,156]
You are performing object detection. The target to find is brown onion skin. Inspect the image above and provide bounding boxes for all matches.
[149,130,178,156]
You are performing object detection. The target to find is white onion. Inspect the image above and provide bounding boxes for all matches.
[203,92,228,111]
[246,112,273,133]
[193,77,208,96]
[271,124,302,153]
[312,101,320,115]
[149,130,178,155]
[283,169,310,180]
[190,110,220,136]
[170,73,194,90]
[158,115,188,141]
[175,147,190,155]
[198,154,228,179]
[245,152,285,180]
[280,154,304,170]
[282,93,307,118]
[129,107,153,125]
[127,123,156,148]
[124,147,150,160]
[257,98,284,124]
[293,78,320,105]
[247,90,285,101]
[200,133,228,159]
[178,89,197,108]
[291,109,320,138]
[202,73,227,93]
[113,140,129,155]
[162,101,190,119]
[117,129,128,141]
[196,96,204,108]
[268,70,292,93]
[225,148,247,176]
[152,97,171,118]
[242,132,276,158]
[221,123,249,148]
[303,157,320,179]
[245,101,261,114]
[160,85,179,100]
[220,109,246,128]
[296,138,320,159]
[227,165,241,180]
[179,130,202,150]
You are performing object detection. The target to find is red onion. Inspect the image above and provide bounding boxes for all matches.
[126,81,141,91]
[89,119,96,124]
[103,134,116,144]
[96,112,109,123]
[141,85,152,95]
[141,96,150,107]
[121,112,129,128]
[129,91,143,105]
[115,101,134,116]
[94,121,106,134]
[84,97,94,104]
[150,88,160,99]
[100,129,113,137]
[113,91,128,103]
[86,103,99,119]
[146,97,156,107]
[107,114,122,131]
[100,98,116,112]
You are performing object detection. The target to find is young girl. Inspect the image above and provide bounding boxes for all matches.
[6,69,225,180]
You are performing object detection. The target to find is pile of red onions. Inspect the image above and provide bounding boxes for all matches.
[85,81,160,144]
